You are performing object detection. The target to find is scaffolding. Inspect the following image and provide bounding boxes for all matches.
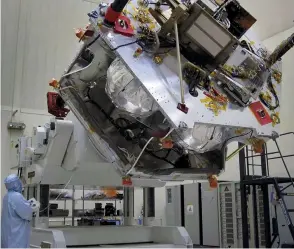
[239,132,294,248]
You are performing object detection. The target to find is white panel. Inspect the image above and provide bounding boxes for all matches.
[218,142,240,181]
[165,186,182,226]
[184,184,200,245]
[195,14,231,47]
[187,24,222,57]
[134,188,143,219]
[202,182,219,246]
[1,0,21,107]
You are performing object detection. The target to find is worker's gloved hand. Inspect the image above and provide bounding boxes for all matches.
[28,198,40,212]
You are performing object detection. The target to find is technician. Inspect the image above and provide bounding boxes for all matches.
[1,174,39,248]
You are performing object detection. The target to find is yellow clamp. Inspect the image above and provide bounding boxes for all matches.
[97,19,103,27]
[201,97,227,116]
[271,112,280,127]
[149,23,156,30]
[263,91,272,102]
[206,102,219,116]
[272,70,282,84]
[235,128,246,135]
[153,55,163,64]
[222,64,234,74]
[200,96,212,103]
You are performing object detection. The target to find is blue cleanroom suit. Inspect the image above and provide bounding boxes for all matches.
[1,174,33,248]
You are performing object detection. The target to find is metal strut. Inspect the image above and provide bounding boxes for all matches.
[272,137,294,190]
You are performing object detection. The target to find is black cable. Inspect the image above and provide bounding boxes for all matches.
[163,149,171,159]
[86,34,101,48]
[222,130,254,151]
[158,36,176,47]
[86,88,154,142]
[259,75,280,111]
[85,88,121,130]
[111,40,139,51]
[146,150,175,166]
[134,118,155,131]
[150,148,171,158]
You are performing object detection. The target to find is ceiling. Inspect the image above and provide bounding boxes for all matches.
[238,0,294,40]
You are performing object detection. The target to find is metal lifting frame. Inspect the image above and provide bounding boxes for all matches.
[239,132,294,248]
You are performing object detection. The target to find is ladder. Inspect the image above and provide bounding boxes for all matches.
[240,132,294,248]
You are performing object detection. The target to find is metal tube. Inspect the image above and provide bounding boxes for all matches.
[174,21,185,104]
[266,33,294,68]
[264,151,279,155]
[261,144,268,177]
[251,147,255,176]
[265,144,270,177]
[281,183,292,192]
[72,186,75,226]
[280,132,294,137]
[226,144,247,161]
[245,146,250,175]
[246,154,264,158]
[268,154,294,160]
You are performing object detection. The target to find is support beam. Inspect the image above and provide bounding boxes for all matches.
[143,187,155,226]
[239,143,249,248]
[123,187,134,225]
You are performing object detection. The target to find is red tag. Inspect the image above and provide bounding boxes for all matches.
[249,101,272,126]
[177,103,189,114]
[114,15,134,37]
[208,175,218,189]
[122,176,132,186]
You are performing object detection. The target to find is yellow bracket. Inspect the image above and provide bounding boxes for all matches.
[271,112,280,126]
[272,70,282,84]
